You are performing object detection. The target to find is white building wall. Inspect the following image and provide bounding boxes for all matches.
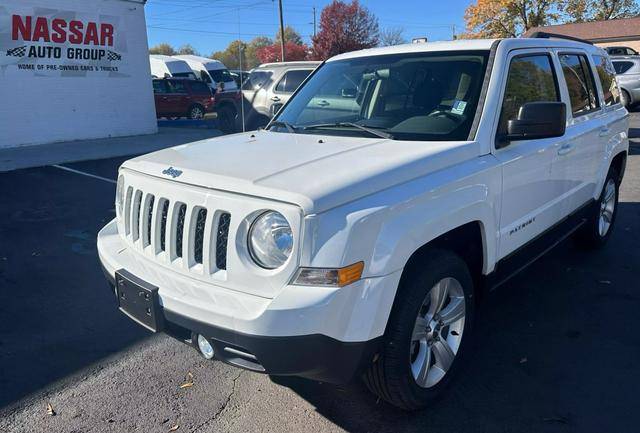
[0,0,157,148]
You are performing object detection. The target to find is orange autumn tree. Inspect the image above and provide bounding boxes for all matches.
[462,0,560,38]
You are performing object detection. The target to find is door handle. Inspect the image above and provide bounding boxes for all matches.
[599,127,611,137]
[557,143,575,156]
[317,100,330,107]
[270,96,281,102]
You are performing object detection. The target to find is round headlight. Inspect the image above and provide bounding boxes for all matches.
[116,175,125,217]
[248,211,293,269]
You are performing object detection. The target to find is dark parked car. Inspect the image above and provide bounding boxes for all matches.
[605,46,639,57]
[152,78,214,120]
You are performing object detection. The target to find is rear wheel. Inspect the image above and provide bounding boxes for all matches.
[363,249,475,411]
[576,167,619,248]
[621,89,631,108]
[187,105,205,120]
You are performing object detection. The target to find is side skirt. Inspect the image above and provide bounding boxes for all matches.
[486,200,595,291]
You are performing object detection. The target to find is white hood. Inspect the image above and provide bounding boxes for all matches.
[123,131,480,215]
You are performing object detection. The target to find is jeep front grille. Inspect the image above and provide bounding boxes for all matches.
[175,203,187,258]
[122,188,231,276]
[216,212,231,270]
[193,208,207,265]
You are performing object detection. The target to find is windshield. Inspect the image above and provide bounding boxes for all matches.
[273,51,489,141]
[172,72,197,79]
[208,68,235,83]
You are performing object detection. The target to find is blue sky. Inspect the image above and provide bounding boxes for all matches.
[145,0,473,56]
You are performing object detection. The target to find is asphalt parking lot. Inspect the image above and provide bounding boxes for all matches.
[1,113,639,433]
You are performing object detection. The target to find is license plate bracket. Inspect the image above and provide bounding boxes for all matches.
[115,270,164,332]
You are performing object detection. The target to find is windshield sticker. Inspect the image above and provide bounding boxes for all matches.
[451,100,467,115]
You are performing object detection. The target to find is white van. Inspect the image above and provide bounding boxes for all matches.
[173,55,238,91]
[149,55,197,79]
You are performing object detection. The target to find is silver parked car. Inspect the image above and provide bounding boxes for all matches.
[612,57,640,107]
[239,61,321,130]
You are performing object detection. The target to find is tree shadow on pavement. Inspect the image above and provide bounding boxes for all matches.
[0,164,148,411]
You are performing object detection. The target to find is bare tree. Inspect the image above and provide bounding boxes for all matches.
[380,27,407,46]
[177,44,198,55]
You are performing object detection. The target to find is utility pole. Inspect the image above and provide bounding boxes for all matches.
[312,7,317,38]
[451,24,456,40]
[278,0,286,62]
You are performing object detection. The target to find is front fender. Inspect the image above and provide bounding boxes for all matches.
[302,155,502,278]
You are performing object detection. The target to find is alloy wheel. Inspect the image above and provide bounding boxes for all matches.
[410,277,466,388]
[598,178,616,237]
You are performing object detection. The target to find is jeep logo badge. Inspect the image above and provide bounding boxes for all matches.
[162,167,183,178]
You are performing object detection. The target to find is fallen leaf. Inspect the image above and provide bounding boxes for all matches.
[179,372,194,389]
[46,402,56,416]
[168,424,180,432]
[520,357,528,364]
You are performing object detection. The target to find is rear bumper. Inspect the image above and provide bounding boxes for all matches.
[102,269,381,384]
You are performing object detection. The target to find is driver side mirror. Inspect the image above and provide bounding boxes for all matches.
[501,102,566,144]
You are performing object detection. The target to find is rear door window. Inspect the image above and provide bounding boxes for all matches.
[592,55,620,106]
[498,54,559,136]
[190,81,211,95]
[153,80,168,94]
[167,80,187,93]
[275,69,313,93]
[559,53,600,116]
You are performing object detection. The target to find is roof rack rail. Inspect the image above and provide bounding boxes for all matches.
[526,31,593,45]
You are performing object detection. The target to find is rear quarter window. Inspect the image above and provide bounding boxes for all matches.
[592,55,620,106]
[242,70,273,90]
[613,61,634,74]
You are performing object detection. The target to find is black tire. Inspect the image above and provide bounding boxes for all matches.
[187,104,205,120]
[363,249,475,411]
[621,89,631,108]
[575,167,620,248]
[217,105,237,134]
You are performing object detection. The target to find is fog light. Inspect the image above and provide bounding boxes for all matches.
[197,334,214,359]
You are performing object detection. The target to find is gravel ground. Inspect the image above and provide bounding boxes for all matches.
[1,112,639,433]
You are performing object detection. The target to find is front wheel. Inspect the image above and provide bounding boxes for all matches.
[363,249,475,411]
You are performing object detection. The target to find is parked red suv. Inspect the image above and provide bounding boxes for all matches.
[152,78,214,120]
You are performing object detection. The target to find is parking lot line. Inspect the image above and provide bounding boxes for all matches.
[52,164,117,184]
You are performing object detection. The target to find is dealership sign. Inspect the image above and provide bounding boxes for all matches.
[1,8,130,78]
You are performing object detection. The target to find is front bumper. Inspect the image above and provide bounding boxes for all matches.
[102,269,380,383]
[98,219,401,383]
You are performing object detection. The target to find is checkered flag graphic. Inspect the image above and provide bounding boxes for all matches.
[6,46,27,57]
[107,50,121,61]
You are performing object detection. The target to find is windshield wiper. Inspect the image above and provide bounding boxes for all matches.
[268,120,298,134]
[302,122,394,140]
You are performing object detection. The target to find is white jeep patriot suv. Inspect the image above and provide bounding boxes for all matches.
[98,34,629,410]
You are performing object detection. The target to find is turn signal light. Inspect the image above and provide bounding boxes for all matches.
[292,262,364,287]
